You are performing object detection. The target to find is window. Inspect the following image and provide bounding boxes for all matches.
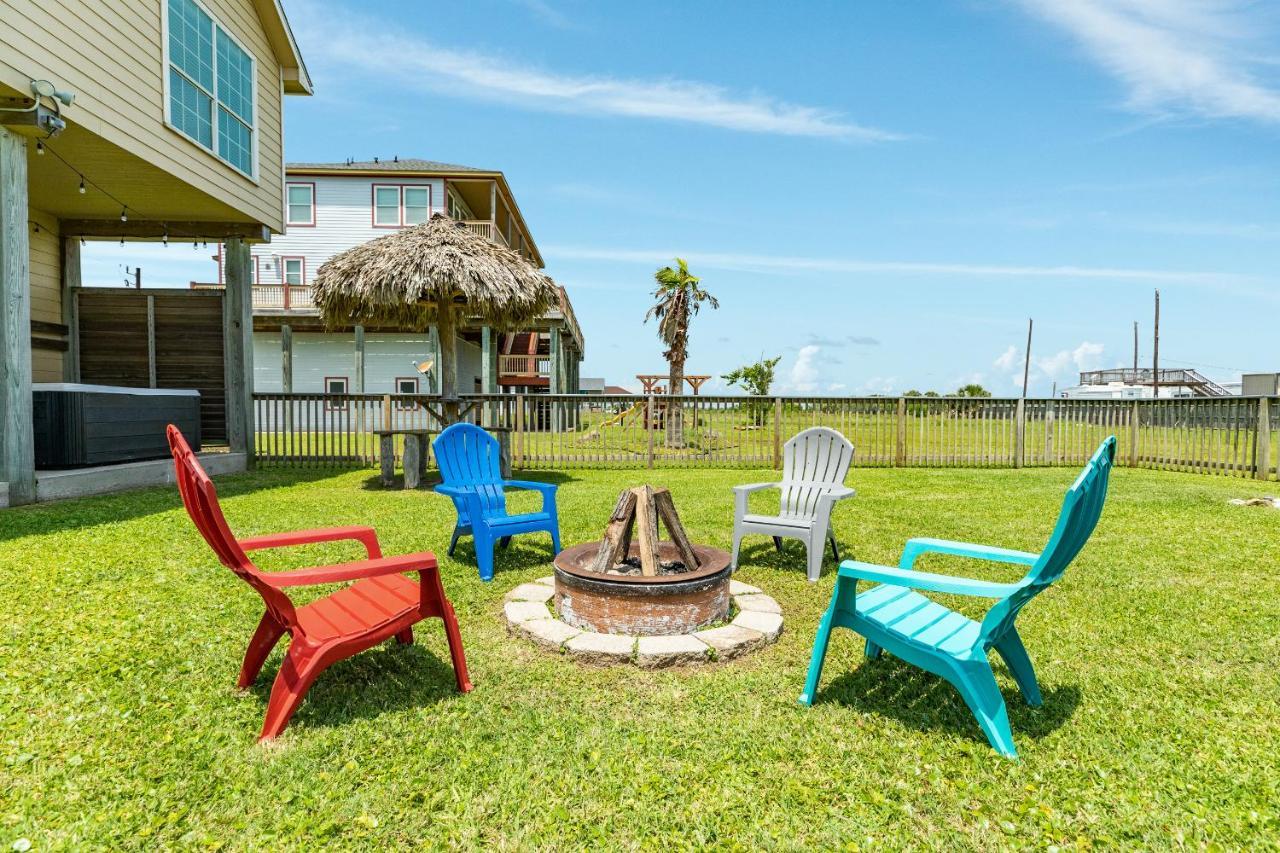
[403,187,430,225]
[373,184,433,227]
[374,186,401,226]
[166,0,256,176]
[282,257,304,286]
[324,376,348,411]
[286,183,314,226]
[395,377,420,409]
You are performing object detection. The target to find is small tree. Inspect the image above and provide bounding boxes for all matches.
[645,258,718,447]
[955,383,992,398]
[722,356,781,425]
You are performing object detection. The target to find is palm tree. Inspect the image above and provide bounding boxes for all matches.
[645,258,718,447]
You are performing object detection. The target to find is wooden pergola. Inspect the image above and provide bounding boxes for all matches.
[635,374,711,395]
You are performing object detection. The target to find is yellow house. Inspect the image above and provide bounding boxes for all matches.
[0,0,310,505]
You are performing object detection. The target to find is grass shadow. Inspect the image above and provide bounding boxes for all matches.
[819,657,1081,747]
[358,469,581,492]
[0,465,352,543]
[249,636,464,733]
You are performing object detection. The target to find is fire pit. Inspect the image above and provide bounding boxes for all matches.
[553,486,732,636]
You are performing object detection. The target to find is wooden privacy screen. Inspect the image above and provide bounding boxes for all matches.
[76,288,228,443]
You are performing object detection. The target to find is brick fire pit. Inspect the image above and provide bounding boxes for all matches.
[501,485,783,667]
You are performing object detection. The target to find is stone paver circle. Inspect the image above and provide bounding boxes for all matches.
[503,576,783,668]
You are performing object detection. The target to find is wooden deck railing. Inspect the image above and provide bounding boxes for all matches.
[251,393,1280,480]
[462,220,509,248]
[498,354,551,377]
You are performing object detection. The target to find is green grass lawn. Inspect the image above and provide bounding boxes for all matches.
[2,464,1277,848]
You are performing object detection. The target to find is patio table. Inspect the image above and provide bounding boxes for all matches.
[373,429,435,489]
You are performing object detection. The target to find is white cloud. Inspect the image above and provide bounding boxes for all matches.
[293,7,898,140]
[786,345,822,393]
[994,340,1106,388]
[860,376,898,396]
[545,245,1240,284]
[994,345,1019,372]
[1015,0,1280,124]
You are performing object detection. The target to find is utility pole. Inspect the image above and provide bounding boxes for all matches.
[1132,321,1139,373]
[1021,318,1033,398]
[1152,290,1160,399]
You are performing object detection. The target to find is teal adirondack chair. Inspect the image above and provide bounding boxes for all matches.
[433,423,561,582]
[799,436,1116,758]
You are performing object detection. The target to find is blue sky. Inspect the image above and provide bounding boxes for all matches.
[87,0,1280,395]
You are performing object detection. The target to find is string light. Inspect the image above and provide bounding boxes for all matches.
[78,177,85,194]
[35,140,44,155]
[120,207,128,222]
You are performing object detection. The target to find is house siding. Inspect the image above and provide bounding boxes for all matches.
[0,0,288,231]
[249,175,447,283]
[253,331,484,397]
[29,208,63,382]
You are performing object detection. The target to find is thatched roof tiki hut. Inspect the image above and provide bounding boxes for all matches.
[312,214,559,423]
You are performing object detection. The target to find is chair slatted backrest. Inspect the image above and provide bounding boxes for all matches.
[167,426,298,628]
[434,423,508,518]
[779,428,855,519]
[977,436,1116,649]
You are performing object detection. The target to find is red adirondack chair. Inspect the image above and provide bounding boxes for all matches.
[166,425,472,740]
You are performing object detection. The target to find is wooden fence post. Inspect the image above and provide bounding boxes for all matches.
[1014,398,1026,469]
[772,397,783,469]
[646,395,656,469]
[1129,400,1140,468]
[1256,397,1271,481]
[895,397,907,467]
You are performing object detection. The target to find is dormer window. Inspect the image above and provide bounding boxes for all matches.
[165,0,256,178]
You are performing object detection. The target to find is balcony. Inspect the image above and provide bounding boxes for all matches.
[252,284,315,311]
[499,353,550,378]
[462,220,509,248]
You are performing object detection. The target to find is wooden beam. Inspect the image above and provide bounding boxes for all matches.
[634,485,660,577]
[30,336,68,352]
[59,219,272,243]
[0,127,34,504]
[590,488,639,573]
[653,487,700,570]
[60,237,80,381]
[223,238,255,464]
[146,293,157,388]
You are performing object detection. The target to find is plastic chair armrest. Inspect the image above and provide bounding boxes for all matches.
[238,525,382,559]
[262,552,437,588]
[838,560,1025,598]
[899,537,1039,571]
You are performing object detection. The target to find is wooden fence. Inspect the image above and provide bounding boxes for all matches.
[252,393,1280,480]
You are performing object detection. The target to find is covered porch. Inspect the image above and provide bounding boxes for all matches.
[0,111,265,506]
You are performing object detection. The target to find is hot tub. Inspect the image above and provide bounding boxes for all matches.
[32,384,201,468]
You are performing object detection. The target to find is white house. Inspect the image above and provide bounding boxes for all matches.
[205,158,584,401]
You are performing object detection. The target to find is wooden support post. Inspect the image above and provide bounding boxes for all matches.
[549,325,563,432]
[1255,397,1271,481]
[281,324,293,434]
[773,397,783,469]
[403,435,422,489]
[634,485,660,577]
[646,395,656,469]
[437,307,459,424]
[895,397,907,467]
[480,325,496,425]
[60,236,80,382]
[0,127,34,504]
[515,392,525,469]
[222,237,255,466]
[353,324,365,394]
[653,487,700,570]
[1129,400,1140,468]
[379,434,395,487]
[426,324,439,394]
[145,294,157,388]
[1014,398,1026,469]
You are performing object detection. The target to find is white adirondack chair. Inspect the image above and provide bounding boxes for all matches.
[731,427,855,581]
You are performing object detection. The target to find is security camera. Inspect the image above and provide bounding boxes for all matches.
[30,80,75,108]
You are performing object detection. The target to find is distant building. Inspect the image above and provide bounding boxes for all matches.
[1061,368,1232,399]
[1242,373,1280,396]
[200,159,584,400]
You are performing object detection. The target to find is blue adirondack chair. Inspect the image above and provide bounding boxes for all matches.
[798,436,1116,758]
[433,423,562,581]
